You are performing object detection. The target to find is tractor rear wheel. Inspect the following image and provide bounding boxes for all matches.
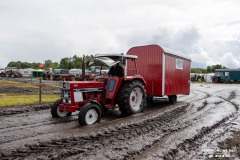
[78,103,101,126]
[168,95,177,104]
[118,81,146,116]
[51,99,72,118]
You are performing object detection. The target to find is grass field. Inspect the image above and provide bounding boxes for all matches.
[0,79,60,107]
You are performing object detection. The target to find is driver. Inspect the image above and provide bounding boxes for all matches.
[108,63,124,77]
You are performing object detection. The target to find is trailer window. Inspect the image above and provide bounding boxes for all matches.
[176,59,183,70]
[225,72,229,76]
[215,72,223,76]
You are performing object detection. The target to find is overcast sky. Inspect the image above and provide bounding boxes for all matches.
[1,0,240,69]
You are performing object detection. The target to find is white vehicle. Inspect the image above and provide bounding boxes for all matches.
[69,69,82,76]
[18,68,34,77]
[0,68,5,73]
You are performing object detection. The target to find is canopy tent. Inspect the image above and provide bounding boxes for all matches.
[32,69,44,77]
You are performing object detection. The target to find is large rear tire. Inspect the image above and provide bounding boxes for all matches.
[78,103,101,126]
[118,81,146,116]
[51,99,72,118]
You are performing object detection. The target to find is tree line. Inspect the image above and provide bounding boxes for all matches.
[7,55,93,70]
[7,56,228,73]
[191,64,227,73]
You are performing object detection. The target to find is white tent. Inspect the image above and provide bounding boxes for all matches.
[206,73,214,82]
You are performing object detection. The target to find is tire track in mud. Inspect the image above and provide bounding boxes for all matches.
[181,90,210,102]
[0,102,175,147]
[1,84,239,159]
[134,89,239,160]
[197,100,208,111]
[161,115,233,160]
[0,103,190,160]
[0,102,170,134]
[219,91,239,111]
[0,118,79,144]
[0,103,52,116]
[195,90,239,111]
[163,90,239,159]
[0,114,78,131]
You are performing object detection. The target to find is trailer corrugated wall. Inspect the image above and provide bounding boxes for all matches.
[127,44,191,97]
[164,54,191,95]
[127,45,163,97]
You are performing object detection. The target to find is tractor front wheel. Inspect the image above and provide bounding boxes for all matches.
[118,81,146,116]
[51,99,72,118]
[78,103,101,126]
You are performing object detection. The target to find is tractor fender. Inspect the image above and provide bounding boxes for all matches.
[124,75,147,86]
[88,100,104,117]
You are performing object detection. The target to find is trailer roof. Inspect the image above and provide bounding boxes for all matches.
[127,44,191,61]
[215,69,240,72]
[161,46,191,61]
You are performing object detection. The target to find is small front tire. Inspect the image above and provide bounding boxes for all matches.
[51,99,72,118]
[78,103,101,126]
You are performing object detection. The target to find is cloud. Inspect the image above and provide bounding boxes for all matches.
[220,52,240,68]
[0,0,240,69]
[118,26,201,55]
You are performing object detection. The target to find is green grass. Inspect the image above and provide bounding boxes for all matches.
[0,79,60,107]
[0,93,60,107]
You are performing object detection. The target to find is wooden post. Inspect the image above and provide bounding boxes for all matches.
[39,77,42,103]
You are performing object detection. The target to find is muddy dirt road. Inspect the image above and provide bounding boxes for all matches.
[0,83,240,159]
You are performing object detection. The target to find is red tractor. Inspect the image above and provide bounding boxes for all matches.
[51,54,147,125]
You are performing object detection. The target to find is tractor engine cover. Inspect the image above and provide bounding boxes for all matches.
[61,81,104,90]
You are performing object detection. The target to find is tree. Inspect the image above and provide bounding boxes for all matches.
[206,64,227,73]
[191,68,207,73]
[44,60,52,68]
[72,55,82,68]
[59,58,70,69]
[50,62,59,69]
[59,55,93,70]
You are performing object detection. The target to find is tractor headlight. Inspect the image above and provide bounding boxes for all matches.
[66,83,70,89]
[61,82,70,89]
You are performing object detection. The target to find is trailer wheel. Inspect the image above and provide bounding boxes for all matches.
[118,81,146,116]
[224,79,229,84]
[212,77,219,83]
[51,99,72,118]
[168,95,177,104]
[78,103,101,126]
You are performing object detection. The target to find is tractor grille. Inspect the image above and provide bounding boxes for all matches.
[61,89,71,104]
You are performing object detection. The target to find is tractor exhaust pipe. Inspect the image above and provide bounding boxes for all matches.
[82,55,85,81]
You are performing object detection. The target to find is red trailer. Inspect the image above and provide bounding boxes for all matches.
[127,44,191,103]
